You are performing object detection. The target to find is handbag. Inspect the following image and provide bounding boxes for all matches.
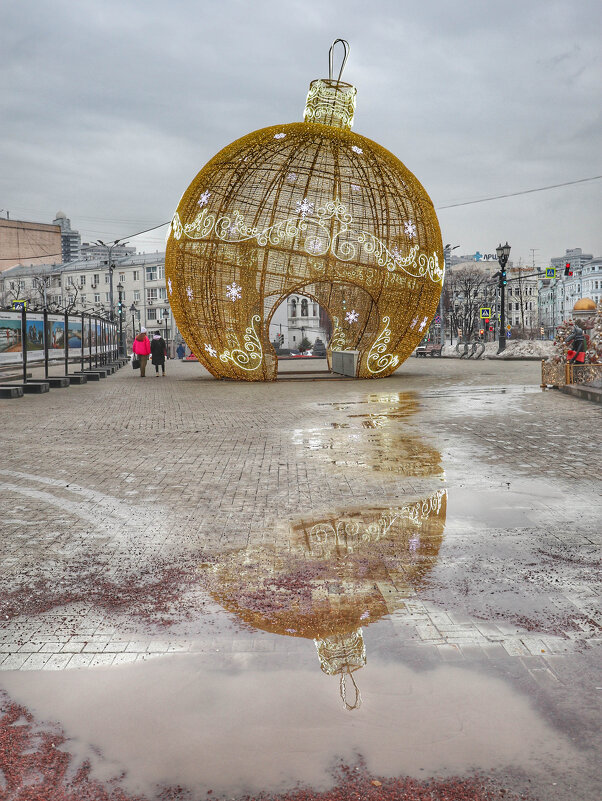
[132,356,140,369]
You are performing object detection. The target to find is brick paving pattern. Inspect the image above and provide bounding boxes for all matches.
[0,357,600,798]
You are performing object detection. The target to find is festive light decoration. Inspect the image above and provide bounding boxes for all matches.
[200,489,447,709]
[166,39,443,380]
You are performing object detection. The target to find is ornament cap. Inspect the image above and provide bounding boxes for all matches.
[304,78,357,129]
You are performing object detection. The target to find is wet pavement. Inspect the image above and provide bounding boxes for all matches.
[0,357,601,800]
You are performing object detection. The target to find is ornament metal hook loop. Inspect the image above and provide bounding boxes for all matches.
[329,38,350,85]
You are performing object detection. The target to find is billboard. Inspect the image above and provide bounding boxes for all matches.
[0,314,22,363]
[0,311,114,364]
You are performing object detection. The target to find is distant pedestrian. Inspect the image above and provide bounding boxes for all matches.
[132,327,151,377]
[151,331,167,376]
[176,342,185,360]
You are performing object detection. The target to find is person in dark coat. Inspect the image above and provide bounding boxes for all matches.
[150,331,167,376]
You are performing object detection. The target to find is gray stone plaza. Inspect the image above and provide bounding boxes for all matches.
[0,358,600,800]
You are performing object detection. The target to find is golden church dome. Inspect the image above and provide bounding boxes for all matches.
[573,298,596,312]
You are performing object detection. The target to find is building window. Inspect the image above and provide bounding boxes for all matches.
[147,308,157,320]
[105,293,110,302]
[93,273,99,285]
[147,288,158,302]
[80,275,86,286]
[94,294,100,303]
[119,273,126,283]
[105,273,110,283]
[81,294,86,304]
[301,298,308,316]
[132,270,139,281]
[145,265,164,281]
[133,290,140,302]
[292,335,296,342]
[290,299,297,317]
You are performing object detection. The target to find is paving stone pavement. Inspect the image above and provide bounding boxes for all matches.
[1,356,601,798]
[1,357,600,673]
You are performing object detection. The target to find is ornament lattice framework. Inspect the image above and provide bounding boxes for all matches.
[165,39,443,380]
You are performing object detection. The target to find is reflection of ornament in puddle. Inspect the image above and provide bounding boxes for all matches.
[315,629,366,710]
[292,427,443,477]
[200,490,446,709]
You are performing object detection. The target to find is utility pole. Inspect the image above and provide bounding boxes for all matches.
[95,239,129,321]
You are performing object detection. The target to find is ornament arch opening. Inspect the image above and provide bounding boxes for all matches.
[265,279,385,378]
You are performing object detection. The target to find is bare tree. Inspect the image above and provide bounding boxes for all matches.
[446,266,490,340]
[63,276,82,312]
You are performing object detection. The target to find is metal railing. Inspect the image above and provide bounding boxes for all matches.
[541,360,602,388]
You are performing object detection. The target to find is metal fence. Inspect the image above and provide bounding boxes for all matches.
[541,360,602,388]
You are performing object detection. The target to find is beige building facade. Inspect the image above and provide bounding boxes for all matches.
[0,218,62,272]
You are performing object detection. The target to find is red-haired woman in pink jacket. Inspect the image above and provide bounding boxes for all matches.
[132,327,151,377]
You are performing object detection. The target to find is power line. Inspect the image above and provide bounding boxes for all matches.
[437,175,602,210]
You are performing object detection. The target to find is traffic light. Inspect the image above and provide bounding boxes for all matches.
[500,268,507,286]
[117,299,123,316]
[564,262,573,277]
[479,329,484,336]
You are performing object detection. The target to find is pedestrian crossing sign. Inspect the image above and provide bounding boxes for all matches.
[479,307,491,319]
[546,267,556,278]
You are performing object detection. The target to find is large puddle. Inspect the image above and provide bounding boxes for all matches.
[0,652,580,799]
[1,385,598,798]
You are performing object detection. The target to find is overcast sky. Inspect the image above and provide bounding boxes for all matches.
[1,0,601,268]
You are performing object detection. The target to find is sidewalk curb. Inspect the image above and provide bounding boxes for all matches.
[559,384,602,404]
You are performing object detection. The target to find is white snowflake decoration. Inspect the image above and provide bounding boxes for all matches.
[186,285,193,301]
[345,310,359,324]
[296,198,315,218]
[274,132,286,139]
[226,281,242,301]
[351,184,360,192]
[286,172,298,184]
[167,278,172,295]
[351,145,363,155]
[391,246,403,263]
[204,343,217,357]
[197,190,211,208]
[418,315,429,332]
[410,315,419,329]
[404,220,417,239]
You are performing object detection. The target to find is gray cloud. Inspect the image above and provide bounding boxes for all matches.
[1,0,601,265]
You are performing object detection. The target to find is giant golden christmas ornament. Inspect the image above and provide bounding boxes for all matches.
[166,40,443,380]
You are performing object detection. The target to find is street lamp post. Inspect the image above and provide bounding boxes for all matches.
[130,302,137,343]
[163,307,170,358]
[495,242,511,353]
[441,244,459,345]
[95,239,129,321]
[116,282,125,358]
